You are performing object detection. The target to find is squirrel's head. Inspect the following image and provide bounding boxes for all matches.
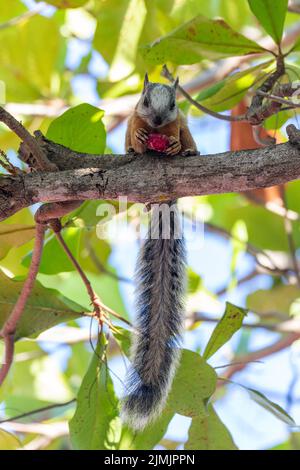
[136,73,179,128]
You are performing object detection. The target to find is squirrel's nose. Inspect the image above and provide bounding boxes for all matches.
[153,116,162,126]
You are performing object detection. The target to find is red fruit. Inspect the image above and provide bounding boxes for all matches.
[147,133,169,152]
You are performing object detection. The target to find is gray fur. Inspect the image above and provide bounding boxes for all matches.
[136,77,179,128]
[121,202,187,430]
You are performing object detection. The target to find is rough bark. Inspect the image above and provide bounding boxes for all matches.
[1,134,300,222]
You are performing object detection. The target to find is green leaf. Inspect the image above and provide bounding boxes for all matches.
[167,349,217,416]
[1,340,73,408]
[66,342,93,390]
[248,0,288,44]
[106,325,175,450]
[271,433,300,450]
[0,15,65,101]
[247,285,300,317]
[36,0,88,7]
[0,0,26,22]
[223,205,289,251]
[264,109,292,130]
[93,0,147,81]
[228,379,298,427]
[142,14,266,65]
[113,332,218,417]
[23,221,112,277]
[159,438,180,450]
[286,180,300,214]
[290,37,300,52]
[119,411,174,450]
[69,199,129,230]
[0,224,35,261]
[203,302,247,360]
[185,194,289,251]
[0,429,22,450]
[217,0,253,31]
[0,271,83,340]
[0,341,44,404]
[113,326,131,357]
[187,267,202,294]
[247,388,296,426]
[121,349,217,448]
[196,61,273,112]
[46,103,106,154]
[228,220,249,293]
[23,228,82,274]
[195,80,226,102]
[185,404,238,450]
[38,269,128,319]
[69,334,121,450]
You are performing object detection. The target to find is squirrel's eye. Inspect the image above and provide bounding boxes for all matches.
[170,101,175,110]
[144,97,149,107]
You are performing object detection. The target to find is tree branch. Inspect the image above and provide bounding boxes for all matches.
[191,312,300,334]
[220,332,300,382]
[288,1,300,14]
[162,65,246,122]
[256,90,300,108]
[0,128,299,222]
[0,223,46,386]
[0,399,76,424]
[0,106,56,172]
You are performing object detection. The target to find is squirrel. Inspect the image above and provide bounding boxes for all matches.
[121,74,198,430]
[125,74,198,156]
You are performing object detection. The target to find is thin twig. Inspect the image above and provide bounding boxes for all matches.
[162,62,296,126]
[0,223,46,386]
[86,238,132,285]
[161,65,246,122]
[215,360,263,369]
[220,332,300,382]
[256,90,300,108]
[0,399,76,424]
[191,312,300,334]
[215,269,259,297]
[0,4,44,31]
[0,149,22,175]
[55,230,131,327]
[288,1,300,14]
[246,55,286,125]
[0,106,56,171]
[205,221,289,277]
[5,421,69,450]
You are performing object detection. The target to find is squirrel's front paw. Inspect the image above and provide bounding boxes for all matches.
[135,128,149,145]
[166,136,181,156]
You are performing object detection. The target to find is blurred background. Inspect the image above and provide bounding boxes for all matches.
[0,0,300,450]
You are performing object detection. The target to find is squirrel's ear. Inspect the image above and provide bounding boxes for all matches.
[143,73,149,92]
[173,77,179,89]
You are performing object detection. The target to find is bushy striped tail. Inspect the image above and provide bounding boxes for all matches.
[121,201,186,430]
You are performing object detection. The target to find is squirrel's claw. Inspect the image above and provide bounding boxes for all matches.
[135,128,149,144]
[166,136,181,156]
